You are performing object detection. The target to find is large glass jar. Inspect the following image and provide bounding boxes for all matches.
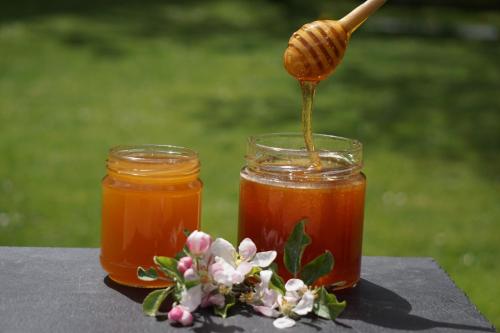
[238,133,365,289]
[100,144,202,288]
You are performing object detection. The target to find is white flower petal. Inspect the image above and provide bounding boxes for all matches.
[211,257,237,286]
[277,294,284,307]
[231,270,246,284]
[183,268,198,281]
[252,251,277,268]
[236,261,253,277]
[238,238,257,261]
[273,317,296,329]
[284,292,299,306]
[253,305,280,318]
[293,290,315,315]
[285,278,305,292]
[259,270,273,289]
[261,289,279,307]
[210,238,237,265]
[180,285,202,312]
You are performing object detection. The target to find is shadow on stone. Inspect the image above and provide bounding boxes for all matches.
[191,309,246,333]
[104,276,177,314]
[103,276,153,304]
[337,279,495,332]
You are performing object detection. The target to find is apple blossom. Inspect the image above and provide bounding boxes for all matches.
[209,238,277,288]
[271,278,316,328]
[209,256,253,286]
[238,238,277,268]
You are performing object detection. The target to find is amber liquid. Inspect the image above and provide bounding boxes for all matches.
[300,80,321,169]
[239,171,365,288]
[100,161,201,288]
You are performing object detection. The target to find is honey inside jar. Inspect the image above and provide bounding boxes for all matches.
[238,133,365,288]
[100,145,202,288]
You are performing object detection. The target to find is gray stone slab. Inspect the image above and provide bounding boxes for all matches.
[0,247,495,333]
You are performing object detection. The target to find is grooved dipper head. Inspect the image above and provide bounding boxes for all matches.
[283,0,386,82]
[284,20,350,82]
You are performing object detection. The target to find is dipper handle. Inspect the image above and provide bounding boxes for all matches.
[339,0,386,33]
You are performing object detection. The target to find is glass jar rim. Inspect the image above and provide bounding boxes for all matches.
[249,132,362,155]
[245,132,363,180]
[109,144,198,164]
[106,144,200,181]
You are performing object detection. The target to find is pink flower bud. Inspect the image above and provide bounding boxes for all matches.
[168,305,193,326]
[177,256,193,275]
[186,231,211,256]
[179,256,193,268]
[168,306,184,322]
[179,309,193,326]
[177,263,187,275]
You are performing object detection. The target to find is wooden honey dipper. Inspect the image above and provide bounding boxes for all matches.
[284,0,386,82]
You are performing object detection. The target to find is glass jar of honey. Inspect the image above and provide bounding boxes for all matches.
[238,133,365,289]
[100,144,202,288]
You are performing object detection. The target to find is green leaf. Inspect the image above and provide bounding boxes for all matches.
[214,294,236,318]
[142,287,173,317]
[154,256,182,281]
[268,264,285,294]
[283,219,311,276]
[137,267,159,281]
[270,273,286,295]
[300,251,334,285]
[183,228,191,237]
[313,287,346,320]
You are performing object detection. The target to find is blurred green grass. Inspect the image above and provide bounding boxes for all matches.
[0,0,499,326]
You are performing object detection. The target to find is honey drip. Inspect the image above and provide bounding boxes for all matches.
[300,80,321,169]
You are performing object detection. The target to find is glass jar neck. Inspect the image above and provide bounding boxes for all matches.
[245,133,363,181]
[106,145,200,184]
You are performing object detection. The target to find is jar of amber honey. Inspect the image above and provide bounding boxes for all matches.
[100,145,202,287]
[238,133,365,289]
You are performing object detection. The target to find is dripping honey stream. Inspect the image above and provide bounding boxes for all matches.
[300,80,322,169]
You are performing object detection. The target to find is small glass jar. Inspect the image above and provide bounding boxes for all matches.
[100,144,202,288]
[238,133,366,289]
